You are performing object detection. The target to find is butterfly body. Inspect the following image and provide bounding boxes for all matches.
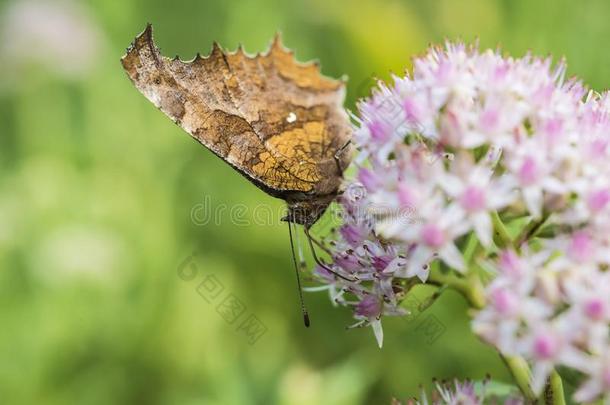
[121,25,352,227]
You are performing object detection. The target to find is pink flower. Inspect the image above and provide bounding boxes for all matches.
[311,43,610,397]
[367,120,392,143]
[532,332,560,360]
[339,224,364,247]
[574,350,610,403]
[587,189,610,212]
[567,231,593,262]
[357,168,380,192]
[490,287,519,316]
[584,298,607,321]
[355,295,381,318]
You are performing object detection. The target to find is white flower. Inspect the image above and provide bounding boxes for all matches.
[518,320,588,394]
[574,348,610,403]
[378,195,469,274]
[439,154,516,246]
[312,44,610,403]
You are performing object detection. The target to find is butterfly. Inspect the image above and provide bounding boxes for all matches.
[121,25,354,326]
[121,24,352,228]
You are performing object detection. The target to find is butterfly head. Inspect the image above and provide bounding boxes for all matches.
[283,194,337,229]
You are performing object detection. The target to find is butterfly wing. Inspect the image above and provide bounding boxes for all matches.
[121,24,351,198]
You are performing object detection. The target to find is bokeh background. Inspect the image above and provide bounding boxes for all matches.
[1,0,609,403]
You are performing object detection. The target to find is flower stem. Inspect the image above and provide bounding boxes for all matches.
[545,370,566,405]
[514,213,550,249]
[498,354,537,401]
[491,210,513,248]
[462,231,480,265]
[427,267,485,310]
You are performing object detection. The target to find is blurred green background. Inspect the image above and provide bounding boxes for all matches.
[0,0,609,404]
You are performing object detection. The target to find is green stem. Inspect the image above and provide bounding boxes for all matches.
[491,210,513,248]
[514,213,550,249]
[545,370,566,405]
[428,267,485,310]
[500,354,537,402]
[418,284,448,312]
[462,231,480,265]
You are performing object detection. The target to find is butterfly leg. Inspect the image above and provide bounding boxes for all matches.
[304,227,357,282]
[333,140,352,173]
[304,230,333,256]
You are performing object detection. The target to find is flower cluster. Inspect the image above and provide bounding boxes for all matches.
[313,42,610,402]
[393,378,524,405]
[311,182,414,348]
[473,247,610,401]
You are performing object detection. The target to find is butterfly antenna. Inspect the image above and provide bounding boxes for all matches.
[303,227,355,282]
[288,221,310,327]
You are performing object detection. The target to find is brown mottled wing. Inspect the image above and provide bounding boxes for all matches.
[121,24,351,197]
